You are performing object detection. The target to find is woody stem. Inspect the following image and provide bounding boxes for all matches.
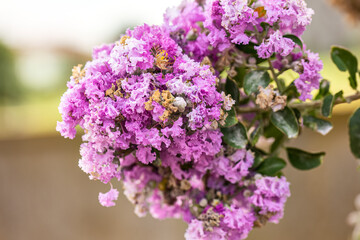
[236,91,360,113]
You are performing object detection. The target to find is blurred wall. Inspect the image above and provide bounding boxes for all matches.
[1,113,360,240]
[303,0,360,51]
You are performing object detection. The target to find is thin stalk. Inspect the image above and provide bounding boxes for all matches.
[268,59,285,93]
[236,92,360,113]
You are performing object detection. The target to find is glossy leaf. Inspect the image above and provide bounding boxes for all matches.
[303,115,333,135]
[315,79,330,100]
[270,134,285,155]
[321,94,334,118]
[283,34,303,49]
[251,150,264,169]
[223,108,238,127]
[225,78,240,104]
[286,148,325,170]
[243,70,271,95]
[256,157,286,176]
[331,46,358,89]
[250,125,262,146]
[334,90,344,101]
[221,123,248,149]
[270,107,299,138]
[282,81,300,100]
[235,42,267,64]
[233,67,247,88]
[349,108,360,158]
[236,42,257,55]
[260,22,271,31]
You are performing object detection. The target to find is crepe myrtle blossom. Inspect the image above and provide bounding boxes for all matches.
[53,0,336,239]
[272,49,323,101]
[57,23,234,205]
[98,187,119,207]
[164,0,322,100]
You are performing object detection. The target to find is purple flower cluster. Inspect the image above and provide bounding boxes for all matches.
[164,0,323,100]
[56,0,332,239]
[184,173,290,240]
[98,188,119,207]
[294,50,323,101]
[57,27,291,232]
[57,24,229,183]
[255,30,295,59]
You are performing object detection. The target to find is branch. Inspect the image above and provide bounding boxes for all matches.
[236,92,360,113]
[268,59,285,93]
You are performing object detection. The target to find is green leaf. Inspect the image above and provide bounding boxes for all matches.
[260,22,271,31]
[233,67,247,88]
[303,115,333,135]
[270,134,285,155]
[236,42,257,55]
[263,122,283,138]
[286,148,325,170]
[263,122,285,155]
[334,90,344,101]
[250,125,263,146]
[221,123,248,149]
[251,149,264,169]
[270,107,299,138]
[225,78,240,104]
[321,94,334,118]
[235,42,267,64]
[331,46,358,89]
[219,67,229,80]
[223,108,238,127]
[293,108,301,121]
[282,81,300,100]
[243,70,271,95]
[349,108,360,158]
[283,34,303,49]
[256,157,286,176]
[315,79,330,100]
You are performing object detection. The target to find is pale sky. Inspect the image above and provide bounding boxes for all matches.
[0,0,182,53]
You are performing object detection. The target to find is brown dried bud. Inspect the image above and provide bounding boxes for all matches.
[198,208,222,232]
[291,61,304,73]
[248,57,257,65]
[180,180,192,191]
[72,64,85,84]
[256,85,287,112]
[201,56,215,74]
[272,95,287,112]
[215,51,232,71]
[228,67,237,78]
[254,212,277,228]
[105,84,116,100]
[144,98,154,111]
[195,0,206,6]
[167,175,178,189]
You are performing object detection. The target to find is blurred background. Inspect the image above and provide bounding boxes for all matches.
[0,0,360,239]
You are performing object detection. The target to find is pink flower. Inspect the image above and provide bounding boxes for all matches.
[255,31,295,59]
[98,188,119,207]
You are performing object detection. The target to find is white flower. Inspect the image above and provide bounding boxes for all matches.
[173,96,187,112]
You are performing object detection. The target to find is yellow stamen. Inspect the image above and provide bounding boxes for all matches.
[120,35,130,46]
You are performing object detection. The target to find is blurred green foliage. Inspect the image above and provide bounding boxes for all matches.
[0,42,22,104]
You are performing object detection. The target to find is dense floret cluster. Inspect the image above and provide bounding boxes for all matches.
[57,0,328,239]
[165,0,322,100]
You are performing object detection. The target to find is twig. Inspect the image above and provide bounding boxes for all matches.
[268,59,285,93]
[236,92,360,113]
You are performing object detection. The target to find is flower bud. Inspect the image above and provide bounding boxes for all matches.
[248,57,257,65]
[173,97,187,112]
